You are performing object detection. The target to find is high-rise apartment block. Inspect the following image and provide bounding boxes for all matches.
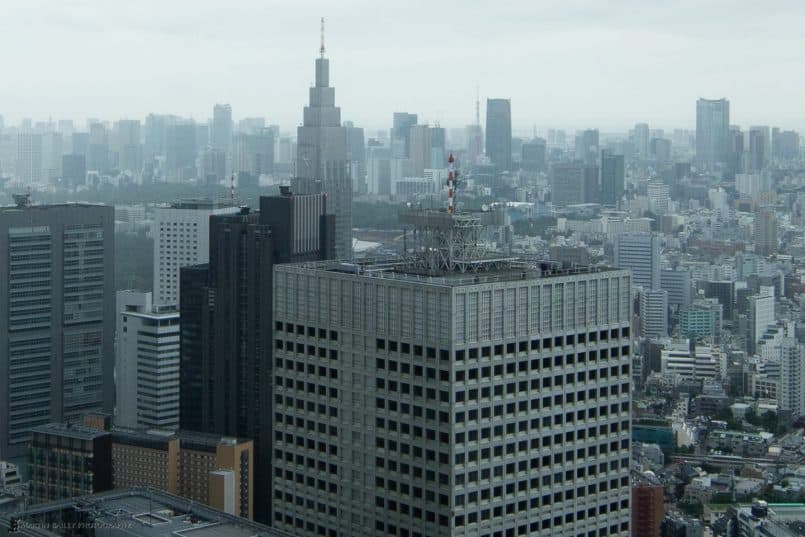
[115,291,180,430]
[0,200,114,459]
[152,199,239,306]
[485,98,512,172]
[271,209,632,537]
[696,98,729,170]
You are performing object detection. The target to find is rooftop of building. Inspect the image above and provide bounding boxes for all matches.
[0,487,293,537]
[283,257,624,288]
[30,423,110,442]
[165,198,237,210]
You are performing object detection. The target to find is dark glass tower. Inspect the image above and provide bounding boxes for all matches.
[179,191,335,523]
[696,98,730,169]
[601,150,625,205]
[485,98,512,172]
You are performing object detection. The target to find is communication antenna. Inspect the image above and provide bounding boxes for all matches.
[446,154,458,214]
[230,173,236,204]
[320,17,326,57]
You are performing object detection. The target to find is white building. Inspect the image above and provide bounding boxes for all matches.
[748,286,775,355]
[115,290,180,430]
[661,340,721,381]
[152,199,239,306]
[640,288,669,339]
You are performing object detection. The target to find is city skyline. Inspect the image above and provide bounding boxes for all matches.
[3,1,805,131]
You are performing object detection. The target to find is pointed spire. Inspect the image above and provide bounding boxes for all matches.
[320,17,326,58]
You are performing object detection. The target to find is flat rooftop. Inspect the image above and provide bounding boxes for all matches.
[31,423,109,442]
[283,257,624,288]
[0,487,292,537]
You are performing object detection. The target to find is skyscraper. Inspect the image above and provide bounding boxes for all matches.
[179,190,335,523]
[408,124,432,177]
[115,290,180,431]
[15,132,42,184]
[232,129,275,179]
[601,150,625,205]
[614,233,662,291]
[485,98,512,171]
[0,199,114,459]
[639,289,669,339]
[294,22,352,259]
[152,199,239,306]
[271,210,632,537]
[165,122,197,181]
[87,122,110,173]
[551,162,599,206]
[696,98,729,169]
[212,103,233,155]
[521,138,546,173]
[633,122,650,159]
[117,119,142,174]
[391,112,418,157]
[754,206,778,256]
[748,126,769,171]
[575,129,600,166]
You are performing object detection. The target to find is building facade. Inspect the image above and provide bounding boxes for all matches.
[485,98,512,172]
[696,98,730,170]
[614,233,661,291]
[115,291,180,430]
[0,201,114,460]
[152,199,239,306]
[272,246,632,537]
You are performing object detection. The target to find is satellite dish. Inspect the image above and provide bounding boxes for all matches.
[481,204,489,212]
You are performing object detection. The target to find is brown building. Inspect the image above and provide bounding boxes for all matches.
[32,418,254,520]
[28,423,113,503]
[632,480,665,537]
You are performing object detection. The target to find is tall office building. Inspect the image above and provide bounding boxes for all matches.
[614,233,661,291]
[632,480,665,537]
[15,132,42,184]
[294,28,352,260]
[212,103,233,155]
[639,289,669,339]
[696,98,730,169]
[485,98,512,171]
[165,122,197,181]
[747,286,775,355]
[179,189,335,523]
[117,119,142,174]
[152,199,239,306]
[232,129,275,179]
[391,113,418,157]
[345,121,366,193]
[633,123,650,159]
[115,291,180,430]
[551,162,599,206]
[779,339,805,418]
[575,129,600,166]
[601,150,625,205]
[409,124,432,177]
[754,207,778,256]
[144,113,179,162]
[773,129,800,160]
[748,126,769,172]
[367,145,392,195]
[87,122,110,173]
[0,200,114,459]
[61,154,86,187]
[727,126,744,177]
[521,138,546,173]
[271,208,632,537]
[41,132,63,182]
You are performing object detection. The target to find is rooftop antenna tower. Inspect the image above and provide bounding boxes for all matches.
[229,173,236,204]
[320,17,325,57]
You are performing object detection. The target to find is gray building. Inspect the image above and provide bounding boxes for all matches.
[117,119,142,174]
[696,98,730,169]
[575,129,599,166]
[615,233,661,291]
[660,268,692,309]
[293,37,352,260]
[391,112,418,158]
[0,199,114,460]
[485,98,512,172]
[271,210,632,537]
[601,150,625,205]
[551,162,599,206]
[212,103,233,155]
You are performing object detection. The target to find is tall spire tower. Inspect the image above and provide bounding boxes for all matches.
[294,19,352,259]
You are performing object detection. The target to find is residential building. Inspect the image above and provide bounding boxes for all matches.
[0,201,114,460]
[640,289,669,339]
[779,339,805,419]
[748,286,775,355]
[632,479,665,537]
[754,207,778,256]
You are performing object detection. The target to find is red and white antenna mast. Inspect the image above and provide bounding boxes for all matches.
[447,153,457,214]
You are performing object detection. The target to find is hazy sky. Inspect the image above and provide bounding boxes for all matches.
[2,0,804,134]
